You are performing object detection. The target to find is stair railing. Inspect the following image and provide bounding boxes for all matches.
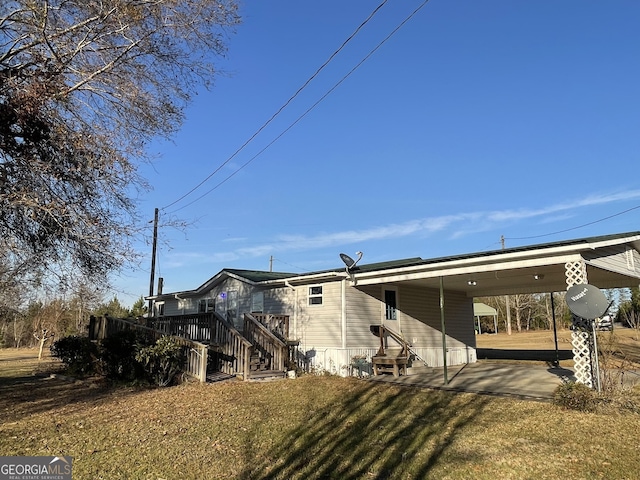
[210,312,253,380]
[369,324,409,357]
[243,313,288,373]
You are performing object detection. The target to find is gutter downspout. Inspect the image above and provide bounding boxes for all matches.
[341,278,347,349]
[284,281,297,340]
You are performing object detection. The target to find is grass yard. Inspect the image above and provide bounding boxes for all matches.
[1,346,640,479]
[476,327,640,369]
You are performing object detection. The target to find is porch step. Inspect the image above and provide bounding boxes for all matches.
[372,354,409,377]
[206,372,237,383]
[247,369,286,382]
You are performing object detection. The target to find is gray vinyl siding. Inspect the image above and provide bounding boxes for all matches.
[261,286,295,315]
[346,284,387,349]
[296,279,343,350]
[400,285,475,349]
[584,245,640,278]
[345,284,475,350]
[161,300,182,317]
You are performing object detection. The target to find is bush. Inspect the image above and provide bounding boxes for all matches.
[135,336,185,387]
[99,329,147,381]
[553,382,597,412]
[50,335,98,376]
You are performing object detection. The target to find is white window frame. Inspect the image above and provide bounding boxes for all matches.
[308,285,323,306]
[382,286,398,322]
[197,298,215,313]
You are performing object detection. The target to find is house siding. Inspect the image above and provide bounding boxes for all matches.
[295,279,343,357]
[296,281,477,373]
[584,245,640,277]
[345,284,390,349]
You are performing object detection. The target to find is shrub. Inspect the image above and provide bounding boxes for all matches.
[50,335,98,376]
[99,329,147,381]
[553,382,597,412]
[135,336,185,387]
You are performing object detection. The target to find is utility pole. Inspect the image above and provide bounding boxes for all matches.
[269,255,273,272]
[148,208,159,317]
[502,235,512,335]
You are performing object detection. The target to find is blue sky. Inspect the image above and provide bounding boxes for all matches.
[114,0,640,305]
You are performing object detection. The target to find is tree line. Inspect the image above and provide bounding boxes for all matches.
[0,288,145,349]
[476,287,640,334]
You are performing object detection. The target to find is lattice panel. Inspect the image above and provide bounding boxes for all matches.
[571,331,593,387]
[565,261,587,288]
[565,260,594,387]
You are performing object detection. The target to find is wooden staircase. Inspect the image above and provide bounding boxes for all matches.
[147,312,296,381]
[248,349,286,381]
[370,325,409,377]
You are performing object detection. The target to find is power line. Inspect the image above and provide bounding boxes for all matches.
[168,0,432,214]
[272,257,314,273]
[505,204,640,241]
[161,0,391,211]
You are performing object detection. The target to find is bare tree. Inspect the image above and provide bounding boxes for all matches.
[0,1,240,286]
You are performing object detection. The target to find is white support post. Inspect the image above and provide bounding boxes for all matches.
[565,260,594,388]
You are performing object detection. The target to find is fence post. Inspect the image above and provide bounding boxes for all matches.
[200,345,208,382]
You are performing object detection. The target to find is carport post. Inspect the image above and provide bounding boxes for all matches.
[440,276,448,385]
[551,292,559,367]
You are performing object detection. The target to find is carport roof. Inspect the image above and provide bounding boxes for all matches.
[348,231,640,296]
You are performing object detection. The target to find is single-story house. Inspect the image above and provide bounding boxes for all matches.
[147,231,640,376]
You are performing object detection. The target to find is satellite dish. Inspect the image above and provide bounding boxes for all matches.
[339,251,363,271]
[566,283,611,320]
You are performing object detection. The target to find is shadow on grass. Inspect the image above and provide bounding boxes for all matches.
[242,381,490,480]
[0,368,143,423]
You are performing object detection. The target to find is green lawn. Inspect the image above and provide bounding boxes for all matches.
[1,348,639,479]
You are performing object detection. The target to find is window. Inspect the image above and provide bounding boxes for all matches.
[157,302,165,317]
[384,289,397,320]
[309,285,323,305]
[198,299,215,313]
[215,292,227,316]
[252,292,264,313]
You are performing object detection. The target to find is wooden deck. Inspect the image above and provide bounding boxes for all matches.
[93,313,298,382]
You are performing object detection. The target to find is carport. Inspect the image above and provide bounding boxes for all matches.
[473,302,498,334]
[351,231,640,388]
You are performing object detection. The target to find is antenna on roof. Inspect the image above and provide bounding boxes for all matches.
[340,251,363,271]
[339,251,363,284]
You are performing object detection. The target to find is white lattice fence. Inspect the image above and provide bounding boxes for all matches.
[565,261,594,388]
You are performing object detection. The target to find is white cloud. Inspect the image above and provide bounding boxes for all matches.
[182,189,640,267]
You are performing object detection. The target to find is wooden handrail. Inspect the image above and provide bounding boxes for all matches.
[370,324,409,357]
[211,312,252,381]
[250,313,290,340]
[243,313,288,373]
[245,313,287,347]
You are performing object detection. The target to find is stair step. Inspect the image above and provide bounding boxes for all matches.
[248,370,286,381]
[206,372,237,383]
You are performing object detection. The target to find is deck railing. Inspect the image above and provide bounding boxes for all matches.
[209,312,253,380]
[150,313,213,343]
[88,316,208,382]
[250,313,290,340]
[244,313,288,372]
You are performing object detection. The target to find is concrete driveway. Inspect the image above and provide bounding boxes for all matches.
[368,361,576,401]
